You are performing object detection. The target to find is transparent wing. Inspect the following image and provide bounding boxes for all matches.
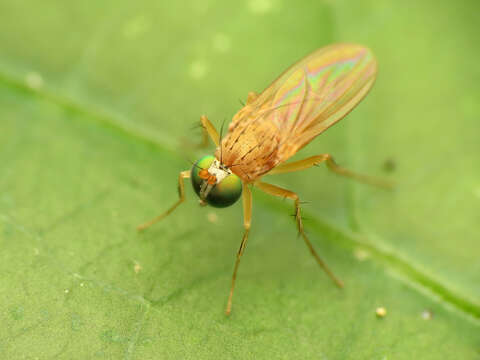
[241,43,377,162]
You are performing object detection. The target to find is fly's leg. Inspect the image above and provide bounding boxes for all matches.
[137,170,190,231]
[254,181,344,288]
[267,154,393,189]
[246,91,258,104]
[226,182,252,316]
[199,115,220,148]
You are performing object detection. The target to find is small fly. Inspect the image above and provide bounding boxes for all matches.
[138,43,391,315]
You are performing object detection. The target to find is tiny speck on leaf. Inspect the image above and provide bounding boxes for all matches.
[382,158,396,173]
[354,248,370,261]
[207,212,218,223]
[376,307,387,318]
[25,71,44,89]
[421,309,433,320]
[134,261,142,274]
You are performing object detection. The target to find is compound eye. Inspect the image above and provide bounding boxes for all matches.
[206,171,242,207]
[191,156,215,194]
[190,156,242,208]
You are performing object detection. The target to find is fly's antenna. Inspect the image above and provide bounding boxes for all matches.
[186,157,203,170]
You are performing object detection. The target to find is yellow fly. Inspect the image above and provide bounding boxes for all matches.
[138,43,390,315]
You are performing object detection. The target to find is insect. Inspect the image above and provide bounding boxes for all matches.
[138,43,390,315]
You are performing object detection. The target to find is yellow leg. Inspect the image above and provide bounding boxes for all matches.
[267,154,393,189]
[200,115,220,147]
[137,170,190,231]
[246,91,258,105]
[226,182,252,316]
[254,181,344,288]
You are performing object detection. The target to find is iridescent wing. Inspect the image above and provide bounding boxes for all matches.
[219,43,377,181]
[236,43,377,162]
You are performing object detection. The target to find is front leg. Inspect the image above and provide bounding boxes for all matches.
[137,170,190,231]
[225,182,252,316]
[199,115,220,147]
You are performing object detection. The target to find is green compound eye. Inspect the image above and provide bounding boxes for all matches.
[191,155,242,208]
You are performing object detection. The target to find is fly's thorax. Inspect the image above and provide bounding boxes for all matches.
[191,155,242,208]
[217,117,282,181]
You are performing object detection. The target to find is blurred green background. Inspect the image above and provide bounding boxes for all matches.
[1,1,479,359]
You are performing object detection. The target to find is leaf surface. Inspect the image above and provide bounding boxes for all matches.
[0,1,479,359]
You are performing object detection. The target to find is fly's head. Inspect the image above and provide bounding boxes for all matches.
[191,155,242,208]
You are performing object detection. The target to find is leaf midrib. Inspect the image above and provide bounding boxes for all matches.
[2,68,478,326]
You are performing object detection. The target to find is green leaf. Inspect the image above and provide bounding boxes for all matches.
[1,1,479,359]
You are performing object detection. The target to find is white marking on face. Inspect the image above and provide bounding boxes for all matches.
[200,160,231,200]
[207,159,231,184]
